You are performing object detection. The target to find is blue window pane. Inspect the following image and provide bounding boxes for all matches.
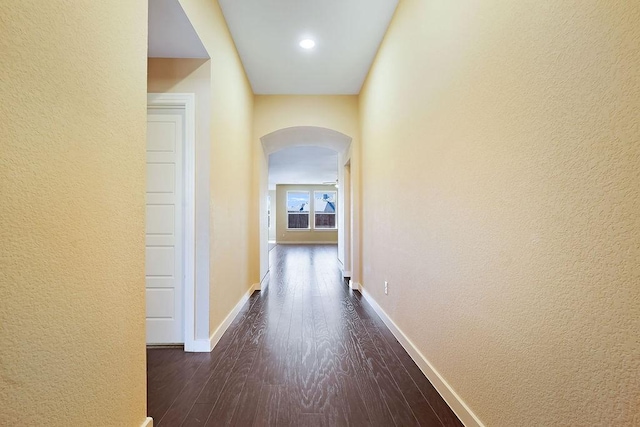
[287,192,310,212]
[314,191,337,213]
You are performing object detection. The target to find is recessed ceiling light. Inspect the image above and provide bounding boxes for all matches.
[299,39,315,49]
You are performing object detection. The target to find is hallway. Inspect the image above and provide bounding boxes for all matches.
[147,245,462,426]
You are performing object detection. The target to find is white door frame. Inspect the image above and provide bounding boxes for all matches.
[343,159,352,278]
[147,93,197,351]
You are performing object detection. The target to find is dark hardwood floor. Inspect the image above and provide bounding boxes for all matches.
[147,244,463,427]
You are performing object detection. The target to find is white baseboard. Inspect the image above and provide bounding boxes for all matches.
[141,417,153,427]
[342,270,352,278]
[187,338,214,352]
[361,287,484,427]
[349,280,361,291]
[187,284,255,353]
[276,241,338,245]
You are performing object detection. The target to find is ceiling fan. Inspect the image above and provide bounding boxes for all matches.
[322,179,339,188]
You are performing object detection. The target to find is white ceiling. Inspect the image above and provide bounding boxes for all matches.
[148,0,209,58]
[218,0,398,94]
[269,146,338,190]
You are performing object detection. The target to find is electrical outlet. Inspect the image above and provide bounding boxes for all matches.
[384,281,388,295]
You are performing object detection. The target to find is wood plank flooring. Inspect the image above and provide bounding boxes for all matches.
[147,244,463,427]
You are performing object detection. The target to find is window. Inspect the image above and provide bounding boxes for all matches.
[286,191,310,229]
[314,191,337,229]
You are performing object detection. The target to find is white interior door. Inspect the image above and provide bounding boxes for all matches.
[146,111,184,344]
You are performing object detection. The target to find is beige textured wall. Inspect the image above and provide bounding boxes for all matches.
[0,1,148,426]
[147,58,212,341]
[276,185,339,244]
[360,1,640,426]
[178,0,255,334]
[252,96,361,282]
[254,96,360,138]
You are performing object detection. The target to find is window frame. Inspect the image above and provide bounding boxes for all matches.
[313,190,338,230]
[286,190,311,230]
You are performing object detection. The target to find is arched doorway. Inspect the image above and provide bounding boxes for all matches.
[257,126,357,289]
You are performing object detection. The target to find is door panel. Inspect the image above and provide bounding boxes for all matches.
[146,112,184,344]
[147,122,177,152]
[146,164,175,193]
[145,246,175,276]
[146,289,176,318]
[146,205,175,235]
